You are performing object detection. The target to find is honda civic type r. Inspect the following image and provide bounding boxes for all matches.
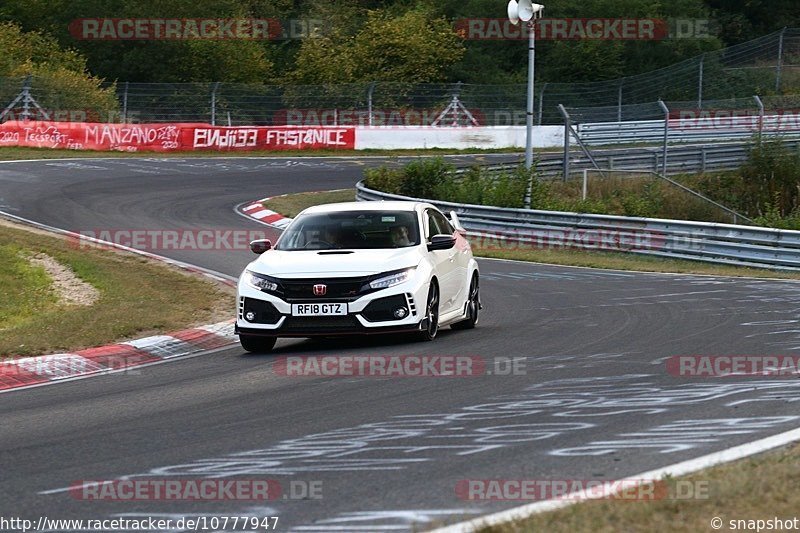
[235,201,481,352]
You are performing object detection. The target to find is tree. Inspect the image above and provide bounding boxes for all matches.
[290,7,465,84]
[0,22,117,120]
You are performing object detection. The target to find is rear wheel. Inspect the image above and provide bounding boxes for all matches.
[452,273,479,330]
[418,282,439,341]
[239,334,277,353]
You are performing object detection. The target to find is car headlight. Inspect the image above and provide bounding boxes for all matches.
[243,270,279,292]
[369,268,415,290]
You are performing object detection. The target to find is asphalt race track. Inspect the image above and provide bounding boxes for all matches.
[3,155,800,532]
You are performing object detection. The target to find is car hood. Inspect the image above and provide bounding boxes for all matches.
[248,248,421,277]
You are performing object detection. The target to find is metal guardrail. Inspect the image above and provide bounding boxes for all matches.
[576,115,800,146]
[356,181,800,271]
[484,140,800,179]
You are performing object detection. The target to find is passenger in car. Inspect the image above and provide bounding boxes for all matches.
[390,225,411,247]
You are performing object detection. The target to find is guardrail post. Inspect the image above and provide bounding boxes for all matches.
[582,169,588,200]
[754,95,764,140]
[211,82,220,126]
[776,27,787,93]
[701,148,707,173]
[658,99,670,176]
[559,104,570,182]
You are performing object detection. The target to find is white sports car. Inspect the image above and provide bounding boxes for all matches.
[235,201,481,352]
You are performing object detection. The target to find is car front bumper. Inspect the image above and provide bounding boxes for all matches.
[236,275,429,337]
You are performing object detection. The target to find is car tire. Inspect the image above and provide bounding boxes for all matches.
[418,281,439,341]
[452,273,479,330]
[239,334,277,353]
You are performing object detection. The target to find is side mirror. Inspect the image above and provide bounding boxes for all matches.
[427,234,456,251]
[250,239,272,254]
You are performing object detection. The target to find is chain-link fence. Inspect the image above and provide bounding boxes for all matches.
[1,28,798,126]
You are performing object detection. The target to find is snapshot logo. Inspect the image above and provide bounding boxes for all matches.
[456,479,710,501]
[667,355,800,377]
[454,18,713,40]
[69,479,323,501]
[273,355,527,377]
[68,229,270,252]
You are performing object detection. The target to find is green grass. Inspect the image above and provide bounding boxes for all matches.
[0,220,233,357]
[263,189,355,217]
[263,189,800,280]
[0,146,533,161]
[465,442,800,533]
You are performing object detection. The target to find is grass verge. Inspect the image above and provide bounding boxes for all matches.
[0,146,530,161]
[263,189,355,218]
[0,219,233,357]
[471,442,800,533]
[263,189,800,280]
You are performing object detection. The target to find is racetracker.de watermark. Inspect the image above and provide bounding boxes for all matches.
[468,229,702,253]
[456,479,710,500]
[667,355,800,377]
[453,18,714,40]
[68,18,328,40]
[68,229,270,252]
[273,355,526,377]
[69,479,322,501]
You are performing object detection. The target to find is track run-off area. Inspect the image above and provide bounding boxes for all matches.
[3,155,800,532]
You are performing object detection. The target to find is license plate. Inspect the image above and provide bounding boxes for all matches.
[291,303,348,316]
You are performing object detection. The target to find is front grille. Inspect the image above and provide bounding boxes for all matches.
[279,276,377,302]
[281,315,361,333]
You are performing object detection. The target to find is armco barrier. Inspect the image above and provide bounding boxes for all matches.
[577,114,800,146]
[0,121,355,151]
[356,181,800,271]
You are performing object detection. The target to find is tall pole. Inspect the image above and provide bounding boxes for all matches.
[525,21,535,171]
[698,53,705,109]
[776,27,786,93]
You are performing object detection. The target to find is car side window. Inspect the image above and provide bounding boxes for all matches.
[425,211,442,240]
[432,211,454,235]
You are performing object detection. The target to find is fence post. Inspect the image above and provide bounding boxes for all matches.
[122,81,129,123]
[617,81,623,122]
[776,27,787,93]
[211,82,220,125]
[367,82,376,127]
[753,95,764,141]
[559,104,571,183]
[658,99,670,176]
[697,53,705,108]
[537,82,547,125]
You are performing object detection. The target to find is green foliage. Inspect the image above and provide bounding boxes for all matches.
[739,139,800,217]
[289,7,464,84]
[0,22,118,118]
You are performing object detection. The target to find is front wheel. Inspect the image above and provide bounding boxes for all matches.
[239,334,277,353]
[452,273,480,330]
[418,282,439,341]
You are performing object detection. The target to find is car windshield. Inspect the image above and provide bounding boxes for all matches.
[275,210,421,250]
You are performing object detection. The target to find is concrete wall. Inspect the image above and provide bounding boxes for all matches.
[354,126,564,150]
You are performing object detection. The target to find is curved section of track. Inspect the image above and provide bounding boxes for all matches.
[2,155,800,532]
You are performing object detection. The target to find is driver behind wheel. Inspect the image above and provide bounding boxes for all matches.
[390,224,411,247]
